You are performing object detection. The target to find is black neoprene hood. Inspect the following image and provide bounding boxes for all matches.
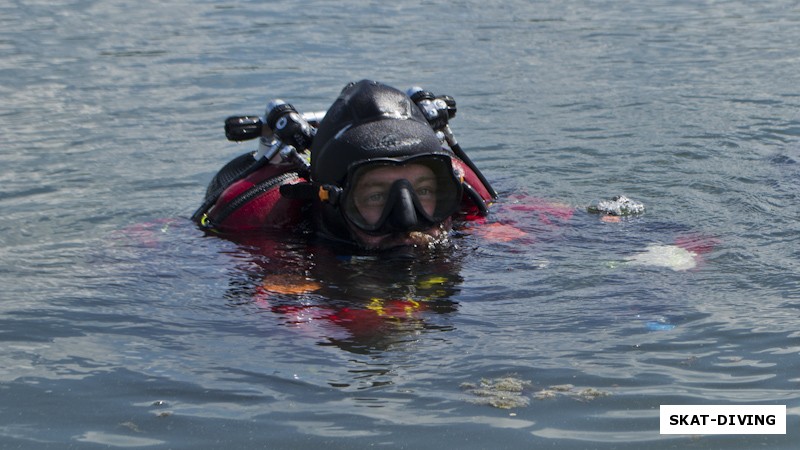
[306,80,460,245]
[310,80,451,186]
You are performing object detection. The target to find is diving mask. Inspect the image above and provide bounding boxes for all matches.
[341,154,463,235]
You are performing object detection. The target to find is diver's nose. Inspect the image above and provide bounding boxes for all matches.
[387,184,419,230]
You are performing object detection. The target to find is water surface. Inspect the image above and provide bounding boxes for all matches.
[1,0,798,448]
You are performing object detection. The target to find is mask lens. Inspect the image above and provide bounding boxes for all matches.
[343,155,461,232]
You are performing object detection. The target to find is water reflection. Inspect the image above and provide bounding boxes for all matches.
[218,231,464,355]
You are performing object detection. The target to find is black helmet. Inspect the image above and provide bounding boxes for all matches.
[308,80,462,244]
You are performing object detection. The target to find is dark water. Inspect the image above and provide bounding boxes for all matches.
[2,0,799,448]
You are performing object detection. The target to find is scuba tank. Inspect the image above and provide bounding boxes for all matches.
[192,84,496,234]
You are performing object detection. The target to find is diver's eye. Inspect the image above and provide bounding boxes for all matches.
[359,190,388,208]
[366,193,386,204]
[415,183,437,198]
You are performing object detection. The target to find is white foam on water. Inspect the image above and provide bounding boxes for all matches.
[625,244,698,271]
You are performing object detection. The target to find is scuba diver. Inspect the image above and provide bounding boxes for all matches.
[186,80,503,353]
[184,80,719,353]
[191,79,497,252]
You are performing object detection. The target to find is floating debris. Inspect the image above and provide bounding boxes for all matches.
[576,388,610,401]
[588,195,645,216]
[461,376,532,409]
[534,384,610,402]
[548,384,574,392]
[462,377,611,408]
[533,389,557,400]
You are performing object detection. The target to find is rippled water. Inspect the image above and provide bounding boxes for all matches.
[2,0,799,448]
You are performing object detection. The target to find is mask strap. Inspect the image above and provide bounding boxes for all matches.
[280,182,341,204]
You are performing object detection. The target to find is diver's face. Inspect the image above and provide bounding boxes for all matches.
[348,163,449,251]
[352,164,438,225]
